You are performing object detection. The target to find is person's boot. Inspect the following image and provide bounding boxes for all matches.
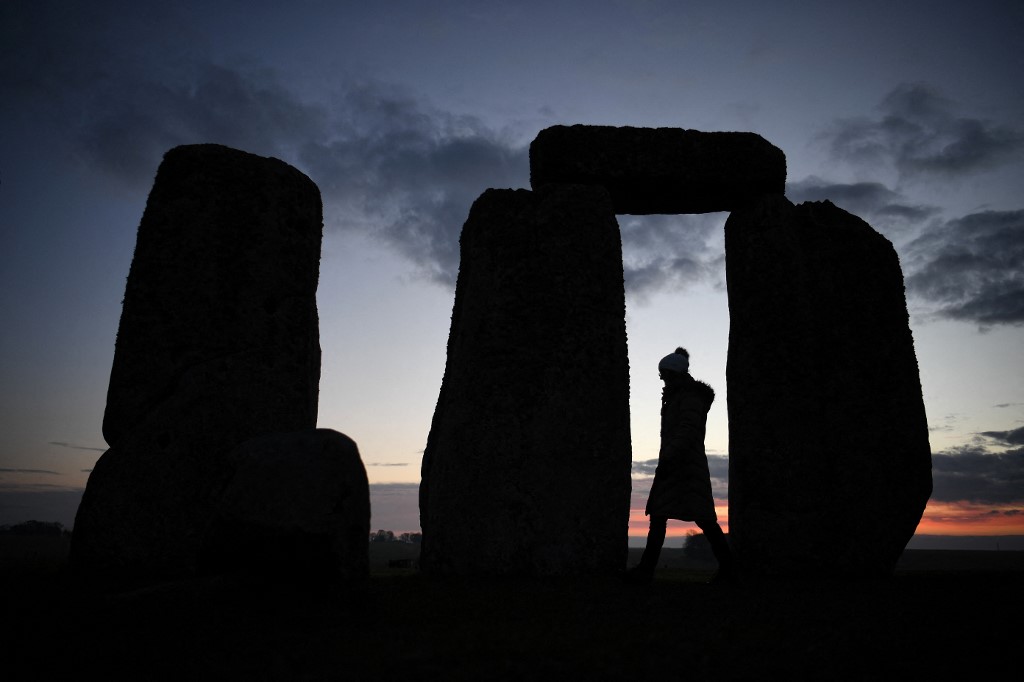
[622,546,661,585]
[622,561,655,585]
[708,566,737,585]
[623,516,666,585]
[708,541,738,585]
[702,522,738,586]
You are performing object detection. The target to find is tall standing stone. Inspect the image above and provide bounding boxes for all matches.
[101,144,323,446]
[420,184,632,575]
[725,195,932,578]
[72,144,324,580]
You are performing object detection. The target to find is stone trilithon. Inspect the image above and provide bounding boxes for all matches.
[421,124,931,578]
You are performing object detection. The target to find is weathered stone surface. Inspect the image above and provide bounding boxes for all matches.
[200,429,370,583]
[101,143,323,446]
[72,144,323,580]
[530,125,786,215]
[70,430,235,580]
[725,195,932,578]
[420,184,632,575]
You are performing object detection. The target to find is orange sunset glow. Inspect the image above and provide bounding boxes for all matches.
[914,500,1024,536]
[628,498,731,539]
[628,499,1024,540]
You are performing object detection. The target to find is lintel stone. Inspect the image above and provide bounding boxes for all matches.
[529,124,786,215]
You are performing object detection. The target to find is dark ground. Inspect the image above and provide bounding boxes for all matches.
[3,538,1022,681]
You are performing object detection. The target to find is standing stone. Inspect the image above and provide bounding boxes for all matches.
[200,429,370,584]
[72,144,324,581]
[530,125,786,214]
[101,144,323,446]
[725,195,932,578]
[420,184,632,575]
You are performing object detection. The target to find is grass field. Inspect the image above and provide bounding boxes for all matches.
[4,538,1021,680]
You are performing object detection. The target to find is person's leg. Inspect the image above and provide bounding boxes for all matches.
[639,515,667,570]
[696,519,736,583]
[625,515,667,583]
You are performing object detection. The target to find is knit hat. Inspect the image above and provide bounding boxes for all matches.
[658,349,689,375]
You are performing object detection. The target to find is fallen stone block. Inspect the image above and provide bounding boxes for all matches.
[200,429,370,584]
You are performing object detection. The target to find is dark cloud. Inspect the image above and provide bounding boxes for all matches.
[927,413,961,434]
[785,175,1023,328]
[76,62,330,184]
[0,468,60,475]
[48,442,106,453]
[620,213,726,301]
[979,427,1024,446]
[2,5,530,287]
[3,3,743,295]
[785,96,1022,330]
[298,81,529,285]
[1,3,239,178]
[6,2,536,284]
[632,455,729,498]
[930,444,1024,504]
[631,439,1024,508]
[4,4,744,295]
[786,177,938,228]
[631,459,659,477]
[821,83,1024,180]
[904,209,1024,326]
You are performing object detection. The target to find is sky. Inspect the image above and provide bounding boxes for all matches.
[2,1,1022,548]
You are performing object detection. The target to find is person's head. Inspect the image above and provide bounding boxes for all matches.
[658,347,689,381]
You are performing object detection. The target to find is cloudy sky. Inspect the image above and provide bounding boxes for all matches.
[2,1,1022,546]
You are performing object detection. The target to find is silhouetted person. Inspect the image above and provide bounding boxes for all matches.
[625,347,736,585]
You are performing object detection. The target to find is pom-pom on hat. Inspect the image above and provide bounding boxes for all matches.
[658,347,689,375]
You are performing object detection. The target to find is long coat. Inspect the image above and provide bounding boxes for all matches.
[644,374,717,522]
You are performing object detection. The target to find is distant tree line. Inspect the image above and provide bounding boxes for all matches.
[681,530,717,560]
[0,520,70,537]
[369,529,421,544]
